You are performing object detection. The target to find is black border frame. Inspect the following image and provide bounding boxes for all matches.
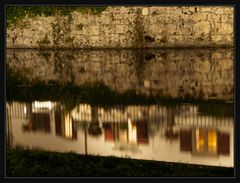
[1,0,239,182]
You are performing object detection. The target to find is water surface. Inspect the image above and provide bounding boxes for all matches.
[6,48,234,167]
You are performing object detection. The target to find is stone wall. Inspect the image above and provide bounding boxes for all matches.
[6,6,234,48]
[7,49,233,100]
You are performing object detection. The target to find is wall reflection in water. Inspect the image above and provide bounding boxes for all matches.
[6,101,233,167]
[7,48,233,100]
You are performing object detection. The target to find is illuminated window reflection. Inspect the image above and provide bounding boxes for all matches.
[64,114,73,138]
[195,128,217,155]
[208,129,217,153]
[196,128,205,153]
[128,119,137,144]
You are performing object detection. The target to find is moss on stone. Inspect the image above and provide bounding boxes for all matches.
[6,6,107,27]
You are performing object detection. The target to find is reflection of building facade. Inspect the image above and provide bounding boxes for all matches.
[180,128,229,156]
[71,104,169,123]
[23,102,52,133]
[6,101,233,167]
[102,120,149,145]
[8,101,78,140]
[55,109,77,140]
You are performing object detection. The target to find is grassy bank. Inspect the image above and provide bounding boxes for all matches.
[6,148,233,177]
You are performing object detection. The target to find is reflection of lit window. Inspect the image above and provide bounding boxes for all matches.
[194,128,217,155]
[128,118,137,144]
[119,129,128,143]
[196,129,205,153]
[64,114,73,138]
[32,101,54,112]
[24,106,27,114]
[33,101,53,109]
[208,129,217,154]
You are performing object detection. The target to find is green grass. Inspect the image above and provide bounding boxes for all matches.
[6,6,107,27]
[6,148,233,177]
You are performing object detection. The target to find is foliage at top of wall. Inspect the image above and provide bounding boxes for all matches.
[6,6,107,27]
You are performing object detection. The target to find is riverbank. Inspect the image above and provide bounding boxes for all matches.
[6,148,233,177]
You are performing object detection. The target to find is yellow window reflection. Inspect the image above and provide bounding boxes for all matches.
[64,113,73,138]
[208,129,217,153]
[128,119,137,144]
[194,128,218,155]
[196,128,205,153]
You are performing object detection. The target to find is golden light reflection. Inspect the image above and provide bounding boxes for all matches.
[208,129,217,153]
[195,128,218,155]
[33,101,53,109]
[64,113,73,138]
[196,128,205,153]
[128,118,137,144]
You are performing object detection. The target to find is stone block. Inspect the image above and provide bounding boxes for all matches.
[104,34,120,47]
[215,8,225,14]
[101,25,115,35]
[94,16,101,25]
[83,25,100,36]
[157,15,173,23]
[211,52,222,59]
[124,14,136,23]
[200,7,215,12]
[87,16,96,25]
[101,14,112,25]
[176,23,192,35]
[119,35,129,46]
[73,36,87,46]
[114,13,124,20]
[190,13,207,22]
[116,25,127,34]
[78,15,89,25]
[220,14,229,23]
[193,21,210,36]
[142,8,149,15]
[207,14,222,22]
[224,7,234,15]
[215,23,233,34]
[211,35,224,42]
[228,14,233,21]
[165,35,180,45]
[149,24,165,34]
[165,24,177,35]
[149,16,158,24]
[119,7,130,14]
[142,16,150,25]
[225,35,233,43]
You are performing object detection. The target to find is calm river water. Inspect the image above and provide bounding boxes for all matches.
[6,48,234,167]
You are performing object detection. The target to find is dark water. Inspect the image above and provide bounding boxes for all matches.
[6,48,234,167]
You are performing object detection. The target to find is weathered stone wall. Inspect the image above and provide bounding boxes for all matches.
[7,49,233,100]
[6,6,234,48]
